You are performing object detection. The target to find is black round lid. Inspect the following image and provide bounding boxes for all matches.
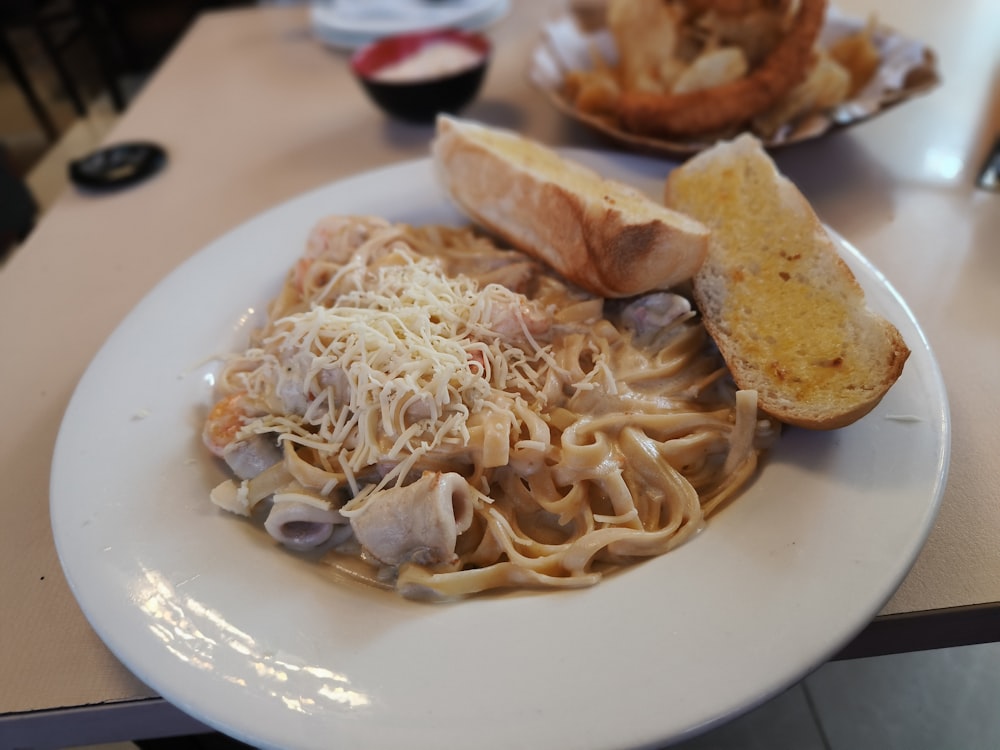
[69,142,167,191]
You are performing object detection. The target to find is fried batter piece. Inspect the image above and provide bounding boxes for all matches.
[695,6,790,66]
[563,67,621,117]
[828,19,881,95]
[617,0,828,138]
[672,46,749,94]
[751,49,850,137]
[607,0,686,92]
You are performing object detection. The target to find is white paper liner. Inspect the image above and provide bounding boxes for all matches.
[529,4,940,155]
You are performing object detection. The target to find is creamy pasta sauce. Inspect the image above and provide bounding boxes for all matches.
[203,216,779,600]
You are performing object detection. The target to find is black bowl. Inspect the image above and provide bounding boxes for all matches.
[351,28,490,123]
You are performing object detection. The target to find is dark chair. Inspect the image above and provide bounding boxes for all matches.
[0,144,37,259]
[0,0,126,141]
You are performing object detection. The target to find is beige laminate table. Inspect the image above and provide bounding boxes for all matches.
[1,1,997,747]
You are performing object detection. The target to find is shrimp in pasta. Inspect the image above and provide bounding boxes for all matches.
[204,216,779,599]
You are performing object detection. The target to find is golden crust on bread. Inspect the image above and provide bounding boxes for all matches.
[432,115,709,298]
[663,133,909,429]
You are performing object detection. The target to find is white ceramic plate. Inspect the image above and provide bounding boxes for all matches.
[310,0,510,49]
[51,152,949,750]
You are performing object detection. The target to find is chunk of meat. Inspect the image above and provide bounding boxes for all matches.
[484,294,553,346]
[304,215,393,264]
[223,435,282,480]
[203,392,282,479]
[294,215,396,298]
[265,498,347,551]
[349,472,476,567]
[620,292,692,344]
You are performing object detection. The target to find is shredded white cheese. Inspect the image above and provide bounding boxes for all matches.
[241,248,554,486]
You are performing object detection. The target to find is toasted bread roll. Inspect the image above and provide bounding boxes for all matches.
[431,115,709,298]
[663,134,909,429]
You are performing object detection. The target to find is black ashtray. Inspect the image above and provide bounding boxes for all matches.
[350,28,490,123]
[69,141,167,191]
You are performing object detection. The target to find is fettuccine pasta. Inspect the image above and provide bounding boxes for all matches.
[203,215,779,599]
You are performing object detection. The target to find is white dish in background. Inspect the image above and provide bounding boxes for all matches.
[51,152,949,750]
[310,0,510,49]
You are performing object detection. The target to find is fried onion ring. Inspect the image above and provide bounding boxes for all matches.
[617,0,828,138]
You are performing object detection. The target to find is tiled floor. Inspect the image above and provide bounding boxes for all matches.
[66,642,1000,748]
[679,643,1000,749]
[7,16,1000,750]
